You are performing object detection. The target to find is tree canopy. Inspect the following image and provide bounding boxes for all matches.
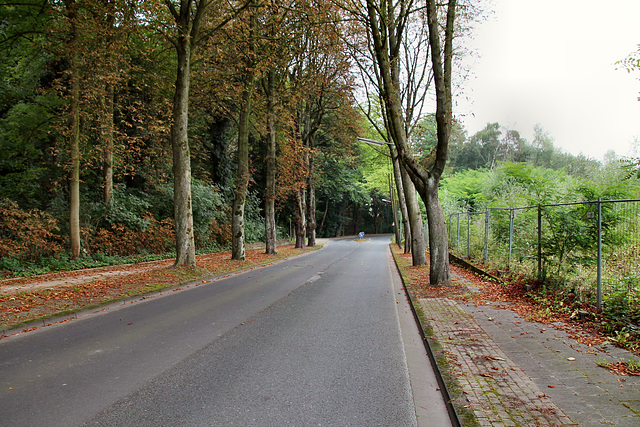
[0,0,635,277]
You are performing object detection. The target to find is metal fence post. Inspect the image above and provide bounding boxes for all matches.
[508,209,515,269]
[456,213,460,250]
[538,204,542,281]
[484,209,489,263]
[597,198,602,310]
[467,212,471,258]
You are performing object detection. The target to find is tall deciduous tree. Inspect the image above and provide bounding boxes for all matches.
[263,68,279,254]
[288,1,355,247]
[360,0,457,283]
[406,0,456,284]
[162,0,250,265]
[231,2,257,261]
[65,0,82,259]
[57,0,117,258]
[162,0,207,266]
[348,0,429,265]
[257,2,295,255]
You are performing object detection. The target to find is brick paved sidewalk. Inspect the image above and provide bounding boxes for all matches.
[419,297,640,426]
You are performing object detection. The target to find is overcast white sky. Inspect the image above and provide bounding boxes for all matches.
[456,0,640,161]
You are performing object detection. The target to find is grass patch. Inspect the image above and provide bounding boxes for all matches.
[596,357,640,376]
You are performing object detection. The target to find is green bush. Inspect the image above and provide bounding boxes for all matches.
[244,190,265,243]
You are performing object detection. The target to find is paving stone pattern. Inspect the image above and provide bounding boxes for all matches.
[419,297,640,426]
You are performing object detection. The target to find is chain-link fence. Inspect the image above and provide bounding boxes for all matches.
[448,199,640,311]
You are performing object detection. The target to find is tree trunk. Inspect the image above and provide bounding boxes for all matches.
[231,7,257,261]
[63,0,81,260]
[232,79,254,260]
[400,161,426,265]
[69,54,81,260]
[422,0,456,284]
[264,71,277,255]
[101,84,114,206]
[307,154,316,247]
[172,37,196,267]
[294,188,306,249]
[364,0,455,281]
[374,202,380,234]
[424,175,450,284]
[389,173,401,247]
[390,145,410,253]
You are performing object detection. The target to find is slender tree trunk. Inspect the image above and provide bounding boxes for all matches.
[172,37,196,267]
[101,3,116,207]
[232,79,254,260]
[390,145,410,253]
[63,0,81,259]
[69,55,81,260]
[101,84,114,206]
[400,160,426,265]
[264,71,277,255]
[374,202,380,234]
[231,6,256,261]
[389,173,401,247]
[294,188,306,248]
[307,154,316,247]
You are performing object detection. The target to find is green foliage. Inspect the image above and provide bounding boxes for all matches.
[191,180,228,246]
[488,162,574,205]
[604,274,640,327]
[0,20,61,209]
[440,169,488,212]
[442,154,640,330]
[243,190,265,244]
[359,142,392,193]
[315,145,370,237]
[413,114,467,161]
[116,180,232,250]
[106,188,153,231]
[448,122,603,175]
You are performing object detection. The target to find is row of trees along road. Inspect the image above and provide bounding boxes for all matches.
[341,0,470,284]
[1,0,480,285]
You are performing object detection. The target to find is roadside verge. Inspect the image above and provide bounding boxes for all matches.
[390,244,640,426]
[1,243,322,336]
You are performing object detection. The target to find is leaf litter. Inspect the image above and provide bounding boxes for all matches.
[0,245,312,334]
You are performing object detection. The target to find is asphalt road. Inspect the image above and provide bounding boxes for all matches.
[0,235,450,426]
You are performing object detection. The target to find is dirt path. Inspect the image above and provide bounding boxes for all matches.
[0,240,300,296]
[0,259,174,296]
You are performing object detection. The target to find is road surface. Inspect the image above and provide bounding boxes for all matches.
[0,236,450,426]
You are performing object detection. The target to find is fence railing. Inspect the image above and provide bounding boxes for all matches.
[447,199,640,310]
